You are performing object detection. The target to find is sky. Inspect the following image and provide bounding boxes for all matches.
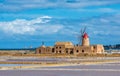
[0,0,120,48]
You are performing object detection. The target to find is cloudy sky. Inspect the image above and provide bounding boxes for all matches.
[0,0,120,48]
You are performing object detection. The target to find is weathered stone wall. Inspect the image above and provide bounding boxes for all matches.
[74,46,93,54]
[36,42,104,55]
[92,45,104,54]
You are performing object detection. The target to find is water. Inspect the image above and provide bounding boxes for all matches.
[0,61,120,76]
[0,64,30,67]
[41,64,120,70]
[0,65,120,76]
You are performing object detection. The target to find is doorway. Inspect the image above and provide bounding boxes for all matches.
[70,51,73,54]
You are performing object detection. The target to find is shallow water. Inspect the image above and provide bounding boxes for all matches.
[0,64,31,67]
[0,62,120,76]
[0,70,120,76]
[41,64,120,70]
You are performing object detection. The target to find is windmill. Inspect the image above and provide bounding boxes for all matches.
[77,27,87,45]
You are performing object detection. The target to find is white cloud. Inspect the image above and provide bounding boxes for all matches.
[80,14,120,37]
[0,0,120,11]
[76,8,118,13]
[0,16,63,35]
[36,25,63,34]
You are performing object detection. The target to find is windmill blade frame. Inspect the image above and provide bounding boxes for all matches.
[78,35,83,45]
[77,27,87,45]
[78,29,84,45]
[82,27,87,34]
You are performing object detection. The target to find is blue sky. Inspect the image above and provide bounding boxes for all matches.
[0,0,120,48]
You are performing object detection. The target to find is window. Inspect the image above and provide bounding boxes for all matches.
[59,50,61,53]
[66,51,68,53]
[59,47,61,49]
[52,50,54,53]
[39,50,41,53]
[82,50,84,53]
[52,48,54,53]
[56,47,58,49]
[76,50,79,53]
[70,51,73,54]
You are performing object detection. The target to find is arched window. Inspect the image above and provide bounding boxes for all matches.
[59,47,61,49]
[76,50,79,53]
[70,51,73,54]
[52,48,54,53]
[56,47,58,49]
[66,51,68,53]
[39,50,41,53]
[52,50,54,53]
[82,50,84,53]
[59,50,61,53]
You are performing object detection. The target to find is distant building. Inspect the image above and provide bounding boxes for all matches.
[36,32,104,55]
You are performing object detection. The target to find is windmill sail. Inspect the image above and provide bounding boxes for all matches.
[78,27,87,45]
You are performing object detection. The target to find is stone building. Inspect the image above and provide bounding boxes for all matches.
[36,32,104,55]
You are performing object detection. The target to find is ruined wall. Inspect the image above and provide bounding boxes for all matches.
[36,42,104,55]
[74,46,93,54]
[92,45,104,54]
[54,42,74,54]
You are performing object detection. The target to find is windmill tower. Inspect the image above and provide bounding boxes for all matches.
[78,27,90,46]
